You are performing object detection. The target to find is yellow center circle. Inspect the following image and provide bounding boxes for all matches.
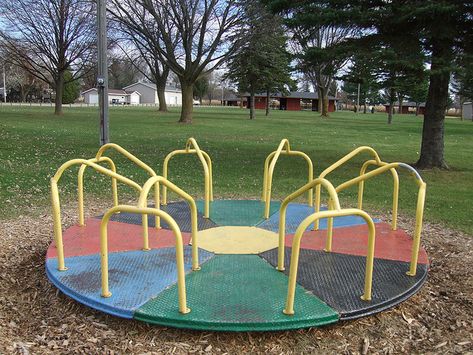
[196,226,279,254]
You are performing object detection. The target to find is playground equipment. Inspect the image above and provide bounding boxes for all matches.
[162,138,213,218]
[46,139,429,331]
[262,139,313,218]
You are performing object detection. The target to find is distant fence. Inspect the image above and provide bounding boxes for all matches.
[0,102,242,109]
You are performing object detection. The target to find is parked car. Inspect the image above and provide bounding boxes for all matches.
[193,99,200,106]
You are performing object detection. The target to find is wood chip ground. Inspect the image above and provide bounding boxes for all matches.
[0,199,472,354]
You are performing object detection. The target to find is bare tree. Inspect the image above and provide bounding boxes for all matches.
[114,35,171,112]
[110,0,242,123]
[0,0,96,115]
[291,26,355,117]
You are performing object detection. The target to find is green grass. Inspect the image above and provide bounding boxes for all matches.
[1,105,472,234]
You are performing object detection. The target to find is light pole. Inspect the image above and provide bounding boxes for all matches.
[97,0,109,145]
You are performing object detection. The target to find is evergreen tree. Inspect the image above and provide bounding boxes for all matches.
[342,52,380,114]
[62,70,80,104]
[226,0,293,119]
[193,75,210,104]
[266,0,472,168]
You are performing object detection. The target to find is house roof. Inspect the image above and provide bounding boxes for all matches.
[81,88,141,96]
[123,82,181,93]
[244,91,337,100]
[384,101,426,107]
[223,93,241,101]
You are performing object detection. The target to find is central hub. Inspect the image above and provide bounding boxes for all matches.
[196,226,278,254]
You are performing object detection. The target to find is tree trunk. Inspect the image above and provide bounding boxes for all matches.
[363,101,367,114]
[319,86,329,117]
[265,89,270,116]
[387,87,396,124]
[20,86,27,103]
[415,40,451,169]
[156,80,168,112]
[415,103,419,116]
[179,80,193,123]
[398,94,404,114]
[54,71,64,115]
[317,87,323,112]
[249,92,255,119]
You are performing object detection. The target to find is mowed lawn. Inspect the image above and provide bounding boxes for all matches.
[0,105,472,234]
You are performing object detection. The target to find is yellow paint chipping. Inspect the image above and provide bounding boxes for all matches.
[197,227,279,254]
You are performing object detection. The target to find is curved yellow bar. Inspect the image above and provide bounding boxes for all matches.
[262,139,314,219]
[78,157,119,226]
[95,143,156,177]
[162,138,212,218]
[277,178,340,271]
[139,176,200,271]
[335,162,426,276]
[283,208,376,315]
[51,159,143,271]
[95,143,160,229]
[100,205,190,314]
[358,160,399,231]
[314,146,382,230]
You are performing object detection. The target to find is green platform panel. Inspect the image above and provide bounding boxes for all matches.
[197,200,281,227]
[134,255,339,331]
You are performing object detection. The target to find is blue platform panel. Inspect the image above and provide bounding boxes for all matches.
[46,247,214,318]
[257,203,379,234]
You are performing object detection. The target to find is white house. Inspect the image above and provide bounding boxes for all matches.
[462,102,472,120]
[123,82,182,105]
[82,88,141,105]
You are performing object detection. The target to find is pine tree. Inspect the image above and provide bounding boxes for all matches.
[266,0,472,168]
[226,0,293,119]
[62,70,80,104]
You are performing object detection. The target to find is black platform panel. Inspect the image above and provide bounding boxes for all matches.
[96,201,218,232]
[260,248,428,319]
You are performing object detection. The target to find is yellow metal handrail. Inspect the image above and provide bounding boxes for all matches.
[51,159,143,271]
[162,138,213,218]
[78,157,119,226]
[90,143,161,228]
[139,175,201,271]
[262,139,314,219]
[100,205,191,314]
[334,162,426,276]
[358,160,399,230]
[277,177,341,271]
[283,208,376,315]
[314,146,382,230]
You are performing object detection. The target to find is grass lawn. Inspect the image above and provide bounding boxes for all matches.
[0,105,472,234]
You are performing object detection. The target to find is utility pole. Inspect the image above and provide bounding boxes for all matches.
[97,0,109,145]
[2,65,6,103]
[221,83,224,106]
[356,82,360,113]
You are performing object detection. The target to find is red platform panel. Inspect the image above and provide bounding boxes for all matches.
[284,222,428,265]
[47,218,192,259]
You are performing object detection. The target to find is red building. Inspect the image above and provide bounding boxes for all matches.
[245,92,337,112]
[384,102,426,115]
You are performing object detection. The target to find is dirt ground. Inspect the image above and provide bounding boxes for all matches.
[0,199,472,354]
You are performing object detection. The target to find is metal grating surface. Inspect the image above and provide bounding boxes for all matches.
[134,255,338,331]
[46,247,214,318]
[260,248,428,319]
[46,219,192,259]
[97,201,217,232]
[257,203,379,234]
[196,200,281,226]
[281,222,429,265]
